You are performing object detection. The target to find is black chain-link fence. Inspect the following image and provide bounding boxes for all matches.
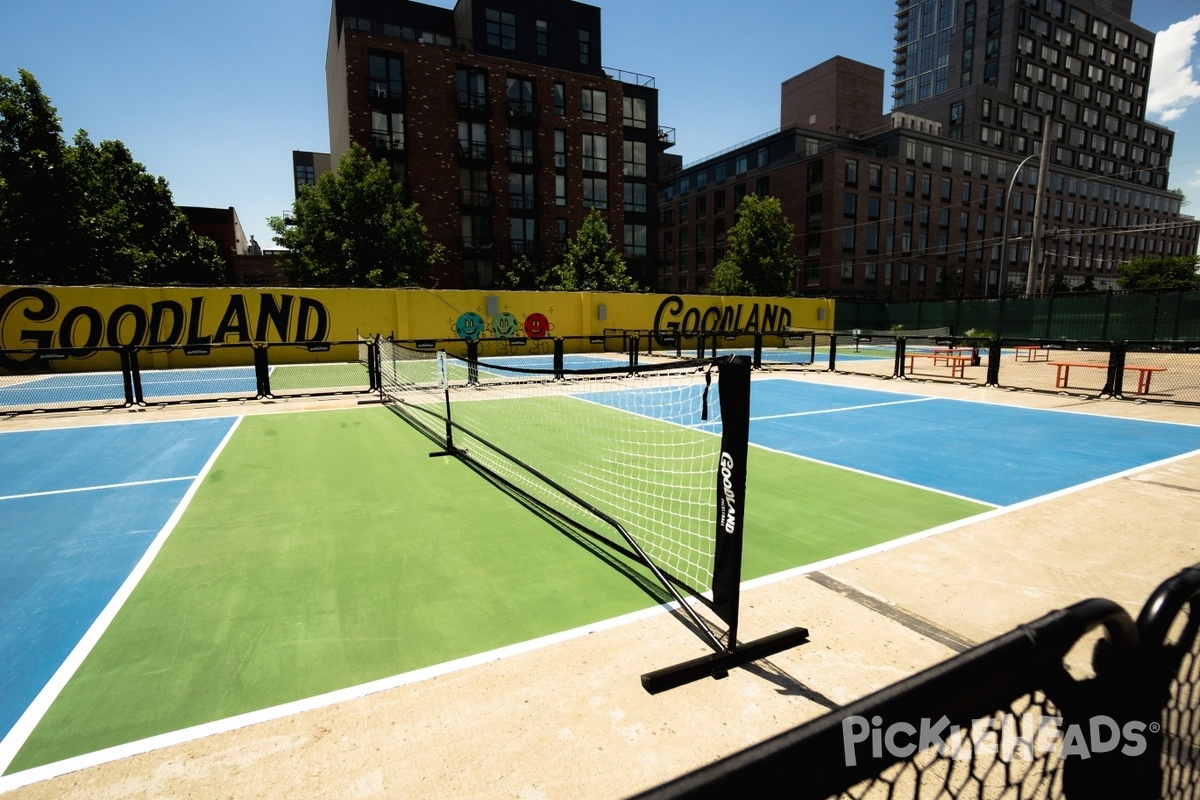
[633,563,1200,800]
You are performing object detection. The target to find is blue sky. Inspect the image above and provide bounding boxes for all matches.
[3,0,1199,247]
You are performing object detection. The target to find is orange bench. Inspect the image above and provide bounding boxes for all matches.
[906,353,972,379]
[1049,361,1167,395]
[929,347,972,365]
[1014,345,1049,362]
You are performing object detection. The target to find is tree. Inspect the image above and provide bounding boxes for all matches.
[543,209,639,291]
[0,69,227,285]
[1116,255,1200,291]
[500,253,540,290]
[267,144,443,287]
[69,133,225,284]
[708,194,797,296]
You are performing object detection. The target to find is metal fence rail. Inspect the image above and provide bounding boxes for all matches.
[0,340,376,415]
[633,562,1200,800]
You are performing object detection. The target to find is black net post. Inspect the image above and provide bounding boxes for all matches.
[827,334,838,371]
[368,337,380,391]
[466,339,479,386]
[552,337,565,379]
[895,336,908,378]
[711,355,751,642]
[752,332,763,369]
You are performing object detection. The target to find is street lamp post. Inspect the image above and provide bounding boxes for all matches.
[997,151,1040,298]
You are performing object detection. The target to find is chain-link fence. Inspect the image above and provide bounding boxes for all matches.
[634,562,1200,800]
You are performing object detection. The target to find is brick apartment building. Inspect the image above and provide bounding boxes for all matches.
[657,0,1199,300]
[320,0,673,290]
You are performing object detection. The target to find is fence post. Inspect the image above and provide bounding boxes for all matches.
[1106,344,1126,397]
[120,349,138,407]
[985,339,1001,386]
[254,345,271,399]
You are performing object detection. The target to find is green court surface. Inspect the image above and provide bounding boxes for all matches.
[8,406,986,773]
[268,361,371,391]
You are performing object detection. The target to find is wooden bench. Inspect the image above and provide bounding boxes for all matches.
[1014,345,1049,362]
[929,347,972,366]
[1049,361,1167,395]
[906,353,972,379]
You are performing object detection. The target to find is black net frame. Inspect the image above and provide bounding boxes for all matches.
[377,341,806,691]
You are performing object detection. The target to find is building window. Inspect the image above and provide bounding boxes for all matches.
[294,165,315,194]
[536,19,548,56]
[509,173,535,211]
[510,218,536,254]
[507,77,534,115]
[553,82,565,116]
[555,175,566,206]
[460,169,489,206]
[625,224,647,258]
[581,88,607,122]
[456,69,486,111]
[624,182,647,213]
[583,177,608,209]
[458,121,488,160]
[582,134,607,172]
[624,140,647,178]
[369,54,403,99]
[486,9,516,50]
[509,128,534,165]
[371,110,405,153]
[623,96,647,129]
[554,130,566,168]
[579,29,591,65]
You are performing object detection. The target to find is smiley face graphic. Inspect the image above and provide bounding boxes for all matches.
[524,312,551,339]
[454,311,485,342]
[490,312,521,339]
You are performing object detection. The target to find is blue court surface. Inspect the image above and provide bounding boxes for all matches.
[747,379,1200,506]
[1,367,258,409]
[0,417,239,747]
[4,377,1200,772]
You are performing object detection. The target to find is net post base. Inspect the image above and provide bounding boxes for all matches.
[640,626,810,695]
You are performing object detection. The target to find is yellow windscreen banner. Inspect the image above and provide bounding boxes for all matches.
[0,285,834,352]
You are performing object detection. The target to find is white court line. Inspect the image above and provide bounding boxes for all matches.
[750,395,936,422]
[0,416,244,780]
[0,476,197,503]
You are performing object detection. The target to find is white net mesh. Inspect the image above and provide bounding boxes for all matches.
[379,340,731,598]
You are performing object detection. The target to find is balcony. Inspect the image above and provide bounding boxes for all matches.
[458,141,490,162]
[459,189,492,208]
[507,100,539,123]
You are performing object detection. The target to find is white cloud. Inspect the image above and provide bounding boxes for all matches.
[1147,14,1200,123]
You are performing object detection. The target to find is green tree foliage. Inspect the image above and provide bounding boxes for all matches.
[267,144,443,287]
[500,253,540,290]
[709,194,797,296]
[543,209,639,291]
[0,69,226,285]
[1116,255,1200,291]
